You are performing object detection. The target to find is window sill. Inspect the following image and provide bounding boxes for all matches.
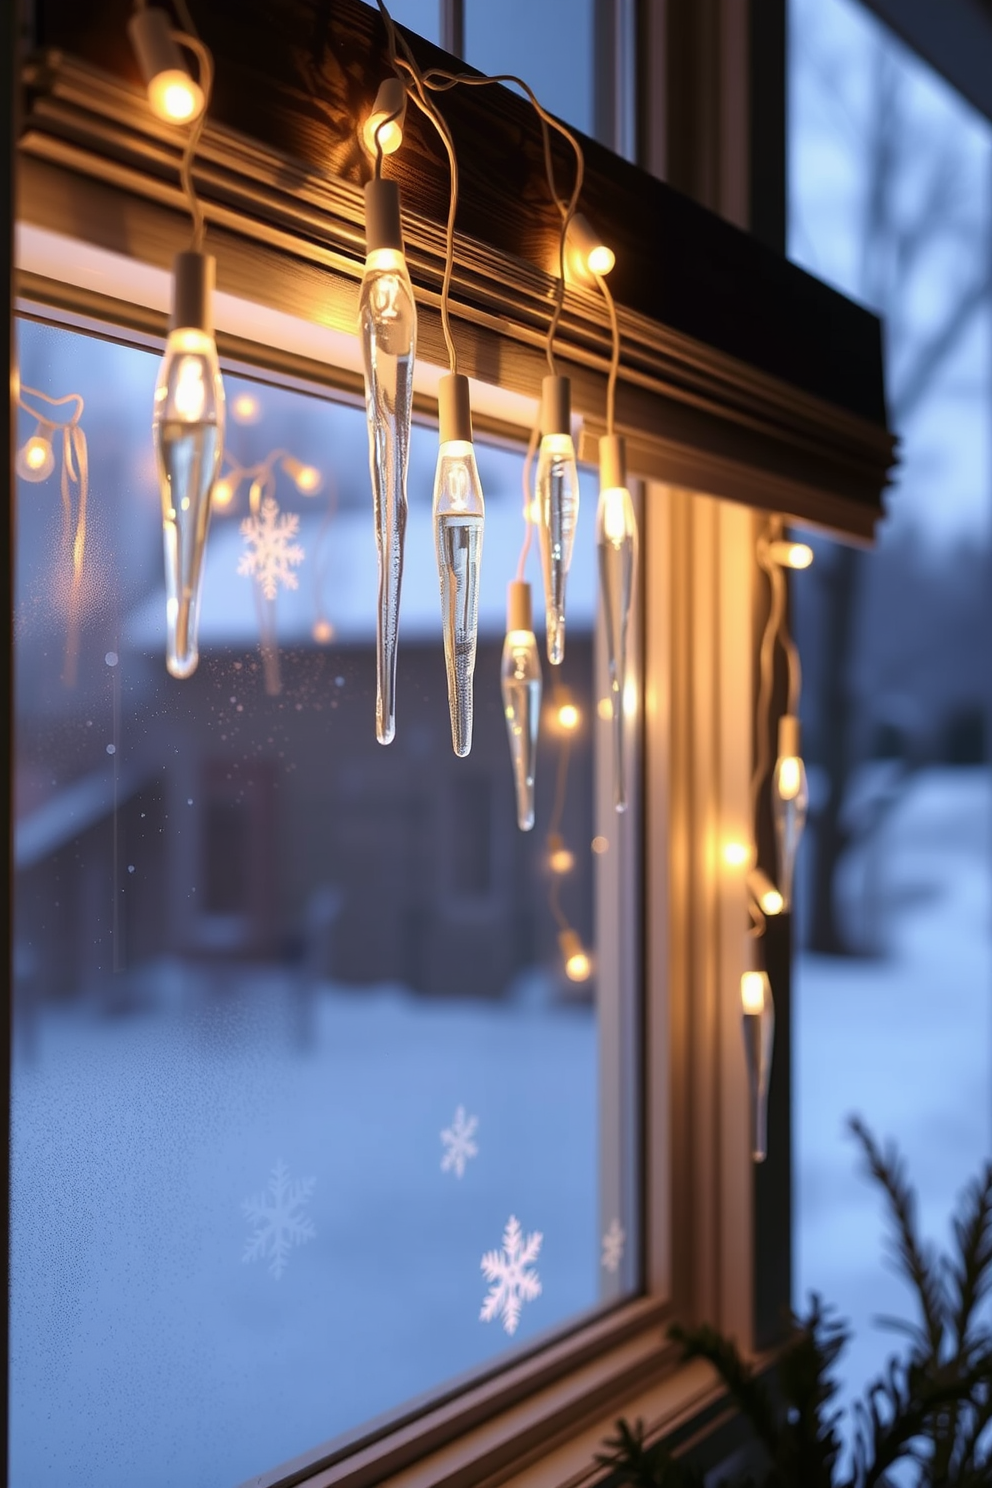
[242,1298,728,1488]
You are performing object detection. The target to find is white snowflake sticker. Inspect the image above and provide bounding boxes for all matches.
[441,1105,479,1178]
[480,1215,542,1335]
[238,496,305,600]
[242,1159,316,1280]
[601,1218,625,1274]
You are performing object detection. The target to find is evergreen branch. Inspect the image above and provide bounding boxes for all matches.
[595,1418,704,1488]
[849,1118,946,1360]
[949,1164,992,1357]
[668,1323,780,1464]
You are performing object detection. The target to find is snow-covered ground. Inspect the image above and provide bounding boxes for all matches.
[10,979,602,1488]
[795,767,992,1427]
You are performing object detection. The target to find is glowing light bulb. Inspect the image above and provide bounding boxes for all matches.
[769,539,813,570]
[722,841,750,869]
[153,252,224,680]
[231,392,262,425]
[361,180,416,747]
[128,9,205,122]
[772,714,808,910]
[564,213,615,285]
[312,619,335,644]
[150,70,203,121]
[741,970,768,1014]
[537,377,579,666]
[363,77,407,157]
[740,958,775,1162]
[433,377,484,758]
[281,455,322,495]
[597,437,638,812]
[587,244,616,275]
[501,582,541,831]
[557,701,580,732]
[212,477,234,509]
[548,839,575,875]
[559,929,592,983]
[747,868,784,917]
[16,426,55,482]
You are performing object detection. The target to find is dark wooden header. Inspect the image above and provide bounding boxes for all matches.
[18,0,896,536]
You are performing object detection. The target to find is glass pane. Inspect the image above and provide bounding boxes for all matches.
[464,0,596,140]
[382,0,440,46]
[10,318,640,1488]
[789,0,992,1415]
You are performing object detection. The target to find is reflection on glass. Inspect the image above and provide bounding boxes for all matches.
[11,318,637,1488]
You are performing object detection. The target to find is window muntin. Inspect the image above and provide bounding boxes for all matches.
[11,315,642,1488]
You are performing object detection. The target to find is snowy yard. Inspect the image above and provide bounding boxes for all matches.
[795,767,992,1422]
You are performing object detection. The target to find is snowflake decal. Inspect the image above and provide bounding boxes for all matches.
[480,1215,542,1335]
[238,496,305,600]
[601,1218,625,1274]
[441,1105,479,1178]
[242,1159,316,1280]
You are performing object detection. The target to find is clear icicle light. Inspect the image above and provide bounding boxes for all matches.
[501,581,541,830]
[153,252,224,679]
[596,435,637,812]
[537,375,579,665]
[360,178,416,745]
[741,962,775,1162]
[433,374,484,757]
[772,713,809,910]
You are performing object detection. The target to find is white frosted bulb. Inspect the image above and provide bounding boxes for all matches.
[153,252,224,680]
[741,962,775,1162]
[16,425,55,482]
[434,375,484,758]
[501,582,541,831]
[127,7,205,122]
[360,180,416,746]
[772,714,809,910]
[596,437,638,813]
[537,376,579,666]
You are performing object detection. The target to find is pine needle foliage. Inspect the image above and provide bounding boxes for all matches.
[596,1121,992,1488]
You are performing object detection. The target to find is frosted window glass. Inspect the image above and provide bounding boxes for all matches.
[10,319,639,1488]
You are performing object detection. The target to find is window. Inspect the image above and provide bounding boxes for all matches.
[7,0,896,1481]
[789,0,992,1410]
[11,314,640,1487]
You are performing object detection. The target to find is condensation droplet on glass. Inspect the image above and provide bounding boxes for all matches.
[86,719,93,727]
[230,697,237,704]
[187,798,193,806]
[128,864,135,874]
[106,744,116,755]
[592,835,609,855]
[335,676,345,687]
[105,651,119,667]
[237,705,243,713]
